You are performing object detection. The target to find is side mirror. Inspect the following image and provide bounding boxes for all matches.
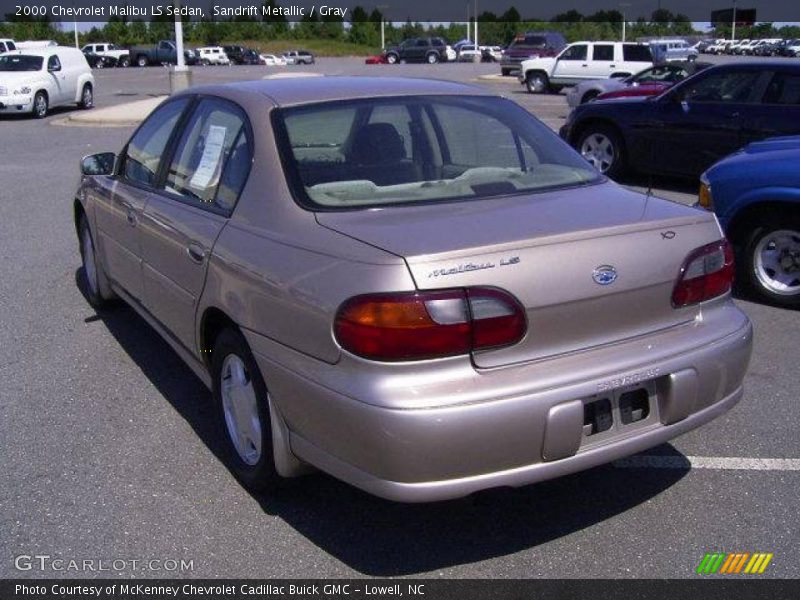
[81,152,116,176]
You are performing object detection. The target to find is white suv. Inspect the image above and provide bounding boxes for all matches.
[81,43,130,67]
[197,47,231,66]
[519,42,654,94]
[0,38,16,53]
[0,46,94,118]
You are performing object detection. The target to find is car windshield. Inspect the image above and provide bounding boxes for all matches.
[0,55,43,71]
[275,95,600,210]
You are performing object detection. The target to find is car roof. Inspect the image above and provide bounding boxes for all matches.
[187,76,494,107]
[1,46,76,57]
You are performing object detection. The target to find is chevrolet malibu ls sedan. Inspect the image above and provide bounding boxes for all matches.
[74,77,752,502]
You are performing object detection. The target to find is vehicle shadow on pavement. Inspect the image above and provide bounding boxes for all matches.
[77,270,690,576]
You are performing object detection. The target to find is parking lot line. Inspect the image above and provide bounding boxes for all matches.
[613,456,800,470]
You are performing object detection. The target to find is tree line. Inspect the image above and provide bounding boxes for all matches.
[2,3,800,50]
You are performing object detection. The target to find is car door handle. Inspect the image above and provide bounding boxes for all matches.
[186,242,206,264]
[610,64,616,68]
[581,63,588,67]
[118,201,137,226]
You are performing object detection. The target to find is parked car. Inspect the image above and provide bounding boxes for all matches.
[567,61,708,108]
[457,44,481,62]
[560,62,800,179]
[481,45,503,62]
[282,50,315,65]
[520,42,654,94]
[500,31,567,76]
[699,136,800,308]
[595,62,711,102]
[74,76,752,502]
[648,39,698,63]
[364,54,388,65]
[0,47,94,118]
[81,43,130,67]
[259,53,287,66]
[0,38,17,53]
[197,47,230,66]
[222,45,258,65]
[384,38,452,64]
[82,50,118,69]
[129,40,197,67]
[693,40,713,54]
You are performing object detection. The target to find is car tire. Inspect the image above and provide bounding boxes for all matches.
[78,83,93,109]
[525,71,550,94]
[385,53,398,64]
[78,217,115,308]
[739,217,800,308]
[136,55,148,67]
[426,52,439,64]
[119,56,130,67]
[576,125,625,178]
[95,59,104,69]
[501,68,510,76]
[581,90,600,104]
[32,91,48,118]
[211,328,281,493]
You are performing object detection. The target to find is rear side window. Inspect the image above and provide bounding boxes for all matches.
[593,45,614,61]
[123,99,190,187]
[623,45,652,62]
[762,72,800,105]
[164,98,252,211]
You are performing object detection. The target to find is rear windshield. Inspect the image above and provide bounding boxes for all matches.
[623,45,653,62]
[274,95,600,210]
[511,35,548,49]
[0,55,42,71]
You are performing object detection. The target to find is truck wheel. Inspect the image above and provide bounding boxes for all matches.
[426,52,439,64]
[385,53,398,64]
[136,55,148,67]
[740,217,800,308]
[525,71,550,94]
[501,68,511,76]
[119,56,130,67]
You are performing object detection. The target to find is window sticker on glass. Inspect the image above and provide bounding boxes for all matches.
[190,125,227,189]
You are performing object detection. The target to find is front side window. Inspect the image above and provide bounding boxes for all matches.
[164,98,252,211]
[681,70,762,103]
[560,45,587,61]
[276,96,599,209]
[123,98,190,187]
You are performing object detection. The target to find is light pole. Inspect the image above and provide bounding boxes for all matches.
[620,3,630,43]
[170,0,192,93]
[731,0,737,42]
[377,4,389,50]
[473,0,478,48]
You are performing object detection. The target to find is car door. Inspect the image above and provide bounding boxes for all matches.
[138,97,253,349]
[741,70,800,146]
[95,98,192,301]
[637,68,767,176]
[551,44,588,85]
[46,54,67,104]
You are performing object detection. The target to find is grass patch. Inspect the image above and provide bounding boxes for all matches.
[221,39,380,57]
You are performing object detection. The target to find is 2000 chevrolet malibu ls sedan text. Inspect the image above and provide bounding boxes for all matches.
[74,77,752,502]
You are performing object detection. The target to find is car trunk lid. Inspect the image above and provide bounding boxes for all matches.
[317,184,724,367]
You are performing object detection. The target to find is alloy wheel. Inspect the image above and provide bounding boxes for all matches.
[753,229,800,297]
[220,354,263,466]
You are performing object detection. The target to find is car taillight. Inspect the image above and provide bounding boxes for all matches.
[672,239,734,308]
[334,287,526,361]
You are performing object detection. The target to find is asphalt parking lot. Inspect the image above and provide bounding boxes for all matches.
[1,56,798,579]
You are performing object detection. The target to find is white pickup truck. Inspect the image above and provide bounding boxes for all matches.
[519,41,654,94]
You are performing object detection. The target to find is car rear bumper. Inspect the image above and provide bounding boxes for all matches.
[246,302,752,502]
